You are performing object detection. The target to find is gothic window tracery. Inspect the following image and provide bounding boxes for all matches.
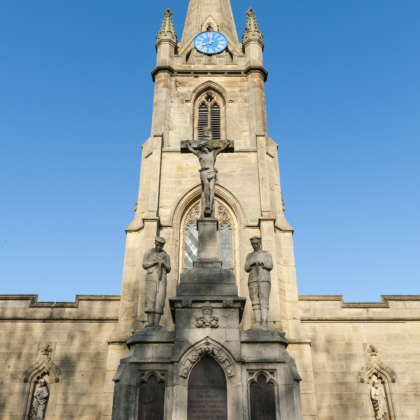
[183,200,234,269]
[194,90,225,140]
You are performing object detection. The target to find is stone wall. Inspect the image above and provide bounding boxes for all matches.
[2,294,419,419]
[298,295,420,420]
[0,295,120,420]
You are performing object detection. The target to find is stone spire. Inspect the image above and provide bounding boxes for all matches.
[156,8,177,43]
[179,0,241,54]
[242,8,263,44]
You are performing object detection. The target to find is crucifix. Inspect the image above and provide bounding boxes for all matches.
[181,127,234,218]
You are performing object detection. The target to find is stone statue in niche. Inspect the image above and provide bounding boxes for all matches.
[250,375,276,420]
[138,375,165,420]
[185,127,231,218]
[29,378,49,420]
[142,236,171,330]
[370,377,388,420]
[196,303,219,328]
[245,236,273,330]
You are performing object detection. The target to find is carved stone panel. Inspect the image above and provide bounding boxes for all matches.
[138,375,165,420]
[250,375,276,420]
[188,357,227,420]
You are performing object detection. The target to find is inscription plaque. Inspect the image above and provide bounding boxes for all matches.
[138,375,165,420]
[250,375,276,420]
[188,357,227,420]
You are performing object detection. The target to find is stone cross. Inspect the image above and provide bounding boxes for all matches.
[181,127,234,218]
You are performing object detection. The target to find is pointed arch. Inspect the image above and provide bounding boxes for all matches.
[186,81,233,104]
[171,183,247,277]
[20,344,61,420]
[177,336,238,385]
[358,345,399,420]
[170,183,248,228]
[193,89,225,140]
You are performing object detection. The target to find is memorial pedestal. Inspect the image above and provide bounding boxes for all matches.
[111,291,303,420]
[111,201,303,420]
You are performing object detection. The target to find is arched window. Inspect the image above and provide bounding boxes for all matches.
[194,91,225,140]
[182,200,234,269]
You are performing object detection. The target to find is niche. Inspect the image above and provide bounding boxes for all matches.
[250,374,276,420]
[138,374,165,420]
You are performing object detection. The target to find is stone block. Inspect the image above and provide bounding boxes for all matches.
[3,332,36,343]
[54,404,81,415]
[315,382,355,393]
[36,332,69,342]
[77,361,107,371]
[406,362,420,371]
[325,362,345,372]
[312,362,326,372]
[400,404,419,417]
[385,333,408,343]
[313,372,341,383]
[79,404,103,415]
[301,393,317,416]
[10,323,51,332]
[361,323,401,333]
[323,334,346,343]
[334,353,367,362]
[54,322,93,332]
[365,334,385,342]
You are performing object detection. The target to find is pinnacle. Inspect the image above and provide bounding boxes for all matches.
[242,7,263,43]
[157,8,177,43]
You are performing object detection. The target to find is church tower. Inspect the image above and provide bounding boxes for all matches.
[109,0,310,344]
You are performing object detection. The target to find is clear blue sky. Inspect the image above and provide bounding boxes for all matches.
[1,1,419,302]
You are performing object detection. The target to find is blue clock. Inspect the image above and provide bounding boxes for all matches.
[194,31,228,55]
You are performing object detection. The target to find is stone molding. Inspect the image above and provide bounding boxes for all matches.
[358,344,397,384]
[19,344,61,420]
[247,370,277,386]
[0,294,120,308]
[23,343,61,384]
[185,80,234,103]
[151,65,175,82]
[244,65,268,82]
[299,294,420,307]
[137,370,168,387]
[357,345,399,420]
[178,337,237,384]
[168,183,248,228]
[0,294,120,321]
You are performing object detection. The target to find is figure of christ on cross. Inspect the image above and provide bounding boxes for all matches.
[185,127,231,218]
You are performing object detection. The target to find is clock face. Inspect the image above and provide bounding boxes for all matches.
[194,31,228,55]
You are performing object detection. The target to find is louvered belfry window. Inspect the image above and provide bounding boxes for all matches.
[197,93,221,140]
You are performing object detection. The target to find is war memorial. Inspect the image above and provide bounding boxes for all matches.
[1,1,419,420]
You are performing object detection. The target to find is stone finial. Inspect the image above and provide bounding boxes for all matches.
[242,8,263,43]
[157,9,177,43]
[367,344,378,356]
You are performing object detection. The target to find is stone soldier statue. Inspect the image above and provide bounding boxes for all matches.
[185,127,231,218]
[245,236,273,329]
[370,378,388,420]
[30,379,49,420]
[142,236,171,329]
